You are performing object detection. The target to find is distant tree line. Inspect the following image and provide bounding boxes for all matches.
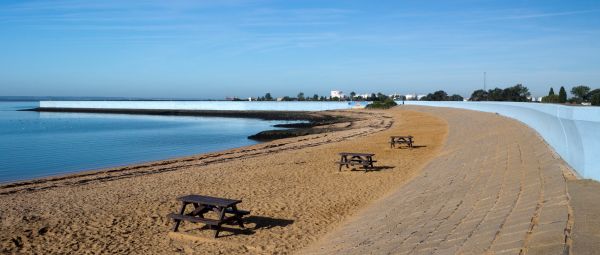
[469,84,530,102]
[253,92,399,102]
[542,85,600,106]
[239,84,600,107]
[253,92,327,101]
[419,90,464,101]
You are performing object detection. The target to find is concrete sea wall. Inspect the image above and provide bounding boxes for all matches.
[401,101,600,181]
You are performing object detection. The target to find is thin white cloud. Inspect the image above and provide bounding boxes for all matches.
[485,9,599,21]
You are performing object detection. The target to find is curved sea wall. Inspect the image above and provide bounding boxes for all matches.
[401,101,600,181]
[39,101,368,111]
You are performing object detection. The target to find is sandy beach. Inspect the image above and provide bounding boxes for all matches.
[1,106,598,254]
[0,108,447,254]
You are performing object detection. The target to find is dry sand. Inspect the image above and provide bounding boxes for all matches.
[0,109,448,254]
[2,106,599,255]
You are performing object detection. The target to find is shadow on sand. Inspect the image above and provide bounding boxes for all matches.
[191,216,295,237]
[394,145,427,149]
[346,165,395,172]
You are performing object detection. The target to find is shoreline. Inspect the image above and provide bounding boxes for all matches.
[0,109,372,195]
[29,107,358,141]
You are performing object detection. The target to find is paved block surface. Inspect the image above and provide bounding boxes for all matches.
[300,106,573,255]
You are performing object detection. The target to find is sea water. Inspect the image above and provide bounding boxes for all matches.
[0,101,294,183]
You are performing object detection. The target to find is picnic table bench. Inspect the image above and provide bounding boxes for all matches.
[336,152,377,172]
[168,194,250,238]
[390,136,414,148]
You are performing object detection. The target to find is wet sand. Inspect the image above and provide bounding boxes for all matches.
[0,109,448,254]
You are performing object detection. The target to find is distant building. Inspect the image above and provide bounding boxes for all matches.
[330,90,345,99]
[405,94,417,100]
[276,97,284,101]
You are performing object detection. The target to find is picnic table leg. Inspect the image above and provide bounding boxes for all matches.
[213,206,226,238]
[173,202,188,232]
[339,155,347,171]
[232,205,246,229]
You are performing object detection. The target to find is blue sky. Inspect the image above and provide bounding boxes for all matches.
[1,0,599,99]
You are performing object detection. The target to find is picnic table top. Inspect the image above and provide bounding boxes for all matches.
[177,194,241,207]
[390,135,414,138]
[338,152,375,157]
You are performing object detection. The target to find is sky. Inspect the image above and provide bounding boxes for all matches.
[1,0,599,99]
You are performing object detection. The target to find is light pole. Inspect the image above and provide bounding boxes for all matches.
[483,72,487,91]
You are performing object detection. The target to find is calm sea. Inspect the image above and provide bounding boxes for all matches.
[0,101,292,183]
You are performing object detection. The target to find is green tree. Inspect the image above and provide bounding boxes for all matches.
[589,89,600,97]
[558,86,567,103]
[548,87,555,96]
[448,94,464,101]
[264,93,273,101]
[501,84,530,102]
[366,98,397,109]
[470,89,488,101]
[571,85,591,102]
[592,93,600,106]
[369,93,377,101]
[350,91,356,100]
[297,92,305,101]
[422,90,448,101]
[542,95,560,103]
[469,84,530,102]
[312,94,319,101]
[488,88,504,101]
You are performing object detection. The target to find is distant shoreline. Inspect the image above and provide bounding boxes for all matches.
[28,107,353,121]
[29,107,357,141]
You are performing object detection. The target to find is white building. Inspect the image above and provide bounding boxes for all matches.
[405,94,417,100]
[330,90,345,99]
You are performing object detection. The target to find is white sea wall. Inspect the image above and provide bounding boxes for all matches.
[401,101,600,181]
[39,100,369,111]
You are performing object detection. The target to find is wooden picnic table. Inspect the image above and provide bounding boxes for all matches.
[390,135,414,148]
[168,194,250,238]
[337,152,377,172]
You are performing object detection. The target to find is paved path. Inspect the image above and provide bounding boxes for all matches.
[301,106,573,255]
